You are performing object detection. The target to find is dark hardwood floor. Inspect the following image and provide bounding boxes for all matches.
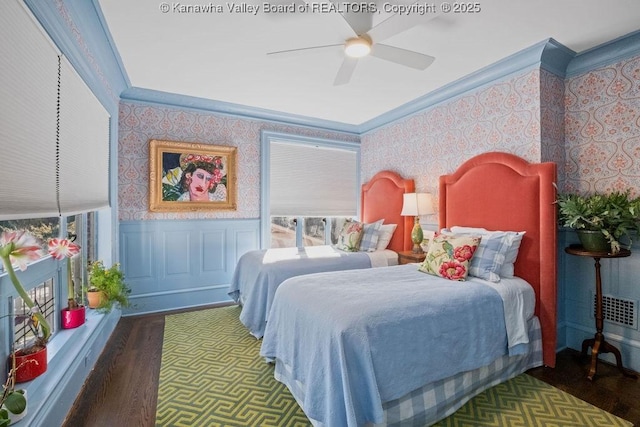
[63,306,640,426]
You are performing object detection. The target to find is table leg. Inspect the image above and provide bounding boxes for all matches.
[582,334,637,380]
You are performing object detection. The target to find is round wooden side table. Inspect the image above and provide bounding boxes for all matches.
[565,244,637,381]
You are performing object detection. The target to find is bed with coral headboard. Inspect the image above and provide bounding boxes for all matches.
[228,170,414,338]
[439,151,557,367]
[259,152,558,427]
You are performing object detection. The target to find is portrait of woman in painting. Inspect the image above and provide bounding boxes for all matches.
[176,153,227,202]
[149,139,237,212]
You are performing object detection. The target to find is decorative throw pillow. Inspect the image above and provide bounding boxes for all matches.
[418,234,481,281]
[359,219,384,252]
[375,224,397,251]
[450,226,525,278]
[335,220,365,252]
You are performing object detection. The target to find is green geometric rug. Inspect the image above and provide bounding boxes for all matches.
[155,306,632,427]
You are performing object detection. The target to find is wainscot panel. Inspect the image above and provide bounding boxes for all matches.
[119,219,260,315]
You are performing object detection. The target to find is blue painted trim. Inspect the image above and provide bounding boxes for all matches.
[566,30,640,77]
[260,131,361,248]
[121,87,361,136]
[24,0,128,114]
[360,38,575,134]
[118,39,575,136]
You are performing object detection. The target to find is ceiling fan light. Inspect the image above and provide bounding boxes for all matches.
[345,38,371,58]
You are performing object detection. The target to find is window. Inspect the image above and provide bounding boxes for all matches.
[13,279,55,349]
[1,211,96,350]
[261,131,360,248]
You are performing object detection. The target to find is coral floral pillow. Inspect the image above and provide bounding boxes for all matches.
[335,220,365,252]
[418,234,481,281]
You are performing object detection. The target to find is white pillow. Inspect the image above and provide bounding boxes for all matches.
[450,226,525,279]
[375,224,397,251]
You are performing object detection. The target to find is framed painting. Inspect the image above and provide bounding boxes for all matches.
[149,139,237,212]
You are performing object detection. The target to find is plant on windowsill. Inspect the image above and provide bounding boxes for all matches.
[0,231,51,383]
[1,352,30,426]
[556,189,640,254]
[48,238,85,329]
[86,260,131,313]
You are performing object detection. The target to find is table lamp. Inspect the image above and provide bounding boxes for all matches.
[401,192,434,253]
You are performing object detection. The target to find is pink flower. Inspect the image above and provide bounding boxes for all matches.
[439,260,467,281]
[454,244,476,262]
[48,238,81,260]
[0,230,44,271]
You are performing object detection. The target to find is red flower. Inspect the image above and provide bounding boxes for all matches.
[454,244,476,262]
[439,260,467,280]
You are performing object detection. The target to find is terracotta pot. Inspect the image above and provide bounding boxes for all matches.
[87,290,105,309]
[13,346,47,383]
[61,305,86,329]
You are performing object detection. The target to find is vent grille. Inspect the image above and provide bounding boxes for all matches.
[593,293,637,329]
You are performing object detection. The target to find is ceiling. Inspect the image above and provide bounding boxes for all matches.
[98,0,640,126]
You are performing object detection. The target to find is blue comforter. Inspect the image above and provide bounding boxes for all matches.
[260,264,512,427]
[228,246,372,338]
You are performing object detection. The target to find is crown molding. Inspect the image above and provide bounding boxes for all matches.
[359,38,575,134]
[120,87,361,136]
[566,30,640,78]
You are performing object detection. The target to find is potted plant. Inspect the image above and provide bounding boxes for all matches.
[48,238,85,329]
[1,353,29,426]
[556,190,640,254]
[86,261,131,313]
[0,231,51,383]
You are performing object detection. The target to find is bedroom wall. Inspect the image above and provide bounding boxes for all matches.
[361,67,546,226]
[118,100,359,314]
[360,44,640,373]
[561,52,640,374]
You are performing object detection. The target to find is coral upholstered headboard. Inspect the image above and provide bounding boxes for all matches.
[361,171,415,254]
[439,152,557,367]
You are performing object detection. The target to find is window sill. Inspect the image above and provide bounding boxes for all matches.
[15,307,120,425]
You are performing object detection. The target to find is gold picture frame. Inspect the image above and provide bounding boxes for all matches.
[149,139,237,212]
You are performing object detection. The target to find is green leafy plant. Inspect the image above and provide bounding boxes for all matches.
[87,261,131,313]
[0,353,29,427]
[556,190,640,253]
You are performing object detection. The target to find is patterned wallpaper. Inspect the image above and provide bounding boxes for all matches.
[564,54,640,196]
[117,102,358,221]
[118,53,640,221]
[360,68,544,216]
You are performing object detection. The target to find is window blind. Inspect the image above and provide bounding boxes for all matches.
[0,0,59,219]
[270,140,358,216]
[58,57,110,215]
[0,1,110,220]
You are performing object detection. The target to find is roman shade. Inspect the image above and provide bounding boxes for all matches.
[0,0,110,220]
[269,140,358,216]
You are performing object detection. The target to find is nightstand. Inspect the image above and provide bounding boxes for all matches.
[398,250,426,265]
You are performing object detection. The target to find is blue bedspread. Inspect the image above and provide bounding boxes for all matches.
[228,246,372,338]
[260,264,511,427]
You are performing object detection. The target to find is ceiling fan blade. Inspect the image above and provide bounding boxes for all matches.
[333,57,358,85]
[371,44,435,70]
[367,1,442,42]
[267,43,342,58]
[339,9,374,35]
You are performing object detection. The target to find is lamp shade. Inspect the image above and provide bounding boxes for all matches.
[401,193,434,216]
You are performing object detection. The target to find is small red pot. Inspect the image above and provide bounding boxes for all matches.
[61,305,86,329]
[13,346,47,383]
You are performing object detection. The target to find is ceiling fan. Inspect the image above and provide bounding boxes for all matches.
[267,1,440,85]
